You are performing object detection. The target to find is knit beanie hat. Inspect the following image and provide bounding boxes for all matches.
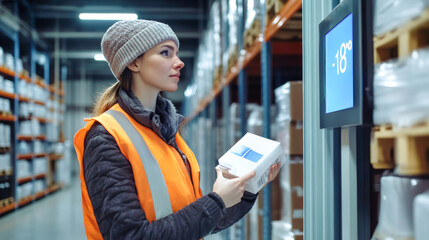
[101,20,180,80]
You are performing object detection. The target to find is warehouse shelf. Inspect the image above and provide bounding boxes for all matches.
[17,135,32,141]
[18,196,32,207]
[49,154,63,161]
[17,135,48,141]
[0,197,13,207]
[0,168,13,177]
[186,2,302,121]
[0,0,68,218]
[47,183,63,194]
[34,153,47,158]
[34,191,46,200]
[0,202,16,215]
[18,95,30,102]
[0,66,16,78]
[17,154,33,160]
[17,176,32,185]
[34,80,46,89]
[34,173,46,180]
[19,74,32,83]
[0,115,17,122]
[34,117,51,123]
[33,100,45,106]
[0,90,16,99]
[264,0,302,41]
[184,1,304,239]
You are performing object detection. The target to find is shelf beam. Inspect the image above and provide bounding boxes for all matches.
[264,0,302,42]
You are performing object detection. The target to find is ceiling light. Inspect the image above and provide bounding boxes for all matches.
[79,13,138,20]
[94,54,106,61]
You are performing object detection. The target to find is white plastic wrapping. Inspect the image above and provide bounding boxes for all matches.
[228,0,239,55]
[33,158,47,175]
[414,190,429,240]
[0,153,11,171]
[17,160,31,178]
[3,79,14,94]
[374,0,429,36]
[374,47,429,127]
[372,175,429,240]
[5,53,14,71]
[245,0,261,30]
[33,179,45,193]
[0,47,4,66]
[210,1,222,68]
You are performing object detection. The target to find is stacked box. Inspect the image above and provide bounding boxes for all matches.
[274,81,304,234]
[275,81,303,155]
[289,161,303,231]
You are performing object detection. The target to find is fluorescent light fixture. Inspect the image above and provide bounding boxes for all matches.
[79,13,138,20]
[94,53,106,61]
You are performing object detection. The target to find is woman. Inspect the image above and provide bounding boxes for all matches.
[74,19,281,240]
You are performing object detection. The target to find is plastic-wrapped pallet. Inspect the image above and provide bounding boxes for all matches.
[275,81,303,155]
[3,79,14,94]
[33,157,47,175]
[0,153,11,171]
[372,176,429,240]
[225,0,239,66]
[245,0,262,30]
[230,103,259,144]
[374,47,429,127]
[34,140,45,154]
[0,76,4,90]
[414,190,429,240]
[209,1,222,71]
[18,141,31,155]
[0,47,4,66]
[374,0,429,36]
[17,160,31,179]
[5,53,14,71]
[247,104,278,137]
[34,179,45,193]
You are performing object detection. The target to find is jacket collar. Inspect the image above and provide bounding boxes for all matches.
[117,88,184,144]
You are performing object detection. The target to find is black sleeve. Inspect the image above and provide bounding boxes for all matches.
[211,191,258,233]
[83,122,226,240]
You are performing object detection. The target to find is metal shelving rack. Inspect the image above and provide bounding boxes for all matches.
[184,0,303,239]
[0,1,64,216]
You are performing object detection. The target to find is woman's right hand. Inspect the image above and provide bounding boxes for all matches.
[212,167,256,208]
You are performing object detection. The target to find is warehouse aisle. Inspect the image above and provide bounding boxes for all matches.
[0,177,86,240]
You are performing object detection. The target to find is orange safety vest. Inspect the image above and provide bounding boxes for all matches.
[74,103,203,240]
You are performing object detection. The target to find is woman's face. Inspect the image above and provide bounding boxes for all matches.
[135,40,184,93]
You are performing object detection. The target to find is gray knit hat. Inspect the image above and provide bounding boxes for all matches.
[101,20,180,80]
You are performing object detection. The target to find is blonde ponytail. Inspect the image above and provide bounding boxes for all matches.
[92,68,132,116]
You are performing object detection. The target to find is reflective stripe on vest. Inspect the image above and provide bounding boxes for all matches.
[106,109,173,219]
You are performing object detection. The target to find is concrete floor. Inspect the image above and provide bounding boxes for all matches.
[0,177,225,240]
[0,178,86,240]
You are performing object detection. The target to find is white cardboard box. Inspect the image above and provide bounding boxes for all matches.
[218,132,285,194]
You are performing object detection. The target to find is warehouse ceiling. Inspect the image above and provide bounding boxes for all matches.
[3,0,213,106]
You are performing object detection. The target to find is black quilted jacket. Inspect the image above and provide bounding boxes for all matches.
[82,89,258,240]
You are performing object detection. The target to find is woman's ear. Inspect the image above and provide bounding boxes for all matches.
[127,58,140,72]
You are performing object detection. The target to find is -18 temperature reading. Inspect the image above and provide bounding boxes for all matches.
[333,40,352,75]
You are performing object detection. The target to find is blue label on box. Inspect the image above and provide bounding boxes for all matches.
[231,144,263,163]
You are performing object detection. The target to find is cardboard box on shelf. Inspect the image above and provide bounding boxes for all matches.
[275,81,303,122]
[218,132,285,194]
[289,161,303,231]
[277,121,303,155]
[289,162,303,187]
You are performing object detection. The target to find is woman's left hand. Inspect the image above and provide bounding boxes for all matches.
[267,162,282,183]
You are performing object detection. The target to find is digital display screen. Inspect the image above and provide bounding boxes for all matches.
[325,13,353,113]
